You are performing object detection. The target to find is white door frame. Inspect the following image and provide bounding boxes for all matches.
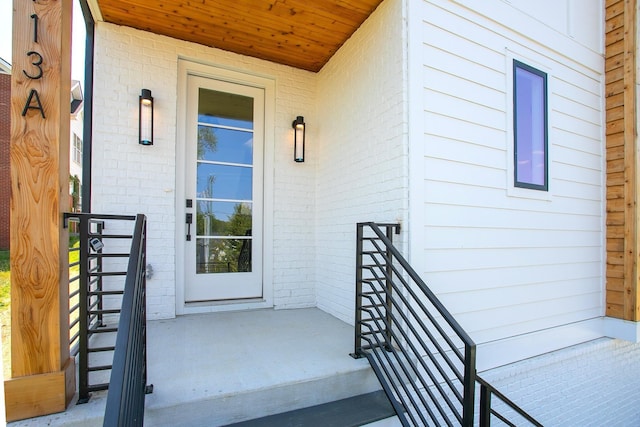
[176,59,275,315]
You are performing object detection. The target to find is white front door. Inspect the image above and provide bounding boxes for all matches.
[184,75,264,302]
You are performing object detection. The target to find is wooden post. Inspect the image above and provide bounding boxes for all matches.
[605,0,640,321]
[5,0,75,421]
[621,0,639,321]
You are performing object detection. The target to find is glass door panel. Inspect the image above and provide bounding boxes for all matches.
[185,77,263,302]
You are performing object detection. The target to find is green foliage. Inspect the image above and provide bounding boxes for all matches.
[0,251,10,310]
[228,203,252,237]
[69,241,80,266]
[196,203,253,273]
[0,251,8,272]
[69,174,81,212]
[0,274,9,310]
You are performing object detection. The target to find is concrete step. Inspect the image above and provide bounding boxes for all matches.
[142,309,382,426]
[361,416,403,427]
[9,308,382,427]
[222,391,396,427]
[143,362,381,426]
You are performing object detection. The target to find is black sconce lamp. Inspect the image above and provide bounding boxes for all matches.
[139,89,154,145]
[292,116,305,162]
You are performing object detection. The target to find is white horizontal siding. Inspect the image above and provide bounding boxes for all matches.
[553,128,601,156]
[554,145,601,172]
[423,66,506,110]
[424,247,600,272]
[423,113,506,151]
[425,90,506,130]
[408,0,604,362]
[425,262,601,293]
[451,0,603,67]
[425,227,602,250]
[422,22,505,74]
[424,135,506,170]
[423,179,601,217]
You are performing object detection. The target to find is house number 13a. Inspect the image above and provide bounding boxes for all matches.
[21,13,46,119]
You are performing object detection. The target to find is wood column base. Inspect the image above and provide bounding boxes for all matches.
[4,358,76,422]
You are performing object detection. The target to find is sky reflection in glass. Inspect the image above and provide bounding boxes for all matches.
[197,126,253,164]
[197,164,252,200]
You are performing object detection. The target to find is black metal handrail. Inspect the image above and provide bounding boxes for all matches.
[354,222,541,426]
[103,214,153,427]
[64,212,138,403]
[354,222,476,426]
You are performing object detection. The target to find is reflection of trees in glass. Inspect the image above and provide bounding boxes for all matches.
[197,171,219,236]
[228,203,252,237]
[196,211,226,236]
[197,203,252,273]
[196,126,219,243]
[198,126,218,159]
[195,126,253,272]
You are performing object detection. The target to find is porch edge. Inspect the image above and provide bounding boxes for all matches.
[604,316,640,343]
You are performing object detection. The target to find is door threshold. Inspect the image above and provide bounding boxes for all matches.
[180,298,272,315]
[186,297,265,307]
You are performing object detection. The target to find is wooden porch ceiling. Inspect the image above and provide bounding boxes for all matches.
[91,0,384,72]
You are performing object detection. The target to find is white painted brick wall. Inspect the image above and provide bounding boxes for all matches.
[93,23,317,319]
[480,338,640,426]
[314,0,409,324]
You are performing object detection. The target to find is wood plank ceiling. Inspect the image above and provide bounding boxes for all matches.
[92,0,384,72]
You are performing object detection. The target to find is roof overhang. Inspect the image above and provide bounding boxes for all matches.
[0,57,11,74]
[87,0,384,72]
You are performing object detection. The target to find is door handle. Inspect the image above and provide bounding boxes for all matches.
[186,213,193,241]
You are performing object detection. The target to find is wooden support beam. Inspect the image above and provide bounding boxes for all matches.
[622,0,639,321]
[605,0,640,321]
[6,0,75,421]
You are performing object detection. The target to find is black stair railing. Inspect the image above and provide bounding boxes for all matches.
[103,213,153,427]
[353,222,541,426]
[353,222,476,426]
[64,213,141,403]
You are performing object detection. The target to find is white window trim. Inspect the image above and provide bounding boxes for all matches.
[73,133,83,165]
[505,48,555,202]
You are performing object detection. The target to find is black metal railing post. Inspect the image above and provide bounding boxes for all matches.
[462,344,476,427]
[351,223,364,359]
[479,382,491,427]
[96,221,105,327]
[476,376,543,427]
[384,225,393,350]
[78,214,90,403]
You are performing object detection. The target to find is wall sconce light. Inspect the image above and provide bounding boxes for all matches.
[139,89,154,145]
[292,116,305,162]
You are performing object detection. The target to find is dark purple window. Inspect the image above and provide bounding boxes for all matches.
[514,60,548,191]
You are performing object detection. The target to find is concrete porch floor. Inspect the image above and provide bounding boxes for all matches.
[10,307,384,427]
